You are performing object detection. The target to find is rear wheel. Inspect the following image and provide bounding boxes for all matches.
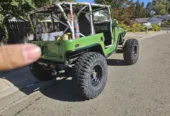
[30,62,56,81]
[73,52,108,99]
[123,39,139,65]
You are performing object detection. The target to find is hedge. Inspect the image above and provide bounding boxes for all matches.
[118,22,161,32]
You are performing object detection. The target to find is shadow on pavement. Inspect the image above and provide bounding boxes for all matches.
[39,72,86,102]
[107,59,126,66]
[0,58,127,102]
[39,80,85,102]
[0,66,85,102]
[0,66,44,95]
[39,59,128,102]
[115,49,123,54]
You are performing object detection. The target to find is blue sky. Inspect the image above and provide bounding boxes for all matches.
[133,0,152,6]
[76,0,94,3]
[76,0,152,6]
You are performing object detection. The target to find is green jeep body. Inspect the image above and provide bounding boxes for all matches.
[30,28,125,62]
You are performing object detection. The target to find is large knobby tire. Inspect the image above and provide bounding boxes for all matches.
[73,52,108,99]
[30,62,55,81]
[123,39,139,65]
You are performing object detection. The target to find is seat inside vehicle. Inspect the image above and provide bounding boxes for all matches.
[78,13,92,36]
[94,22,112,46]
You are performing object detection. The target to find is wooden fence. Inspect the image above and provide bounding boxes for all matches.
[0,21,32,44]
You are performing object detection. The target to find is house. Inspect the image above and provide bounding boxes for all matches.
[157,14,170,21]
[133,18,150,24]
[147,17,163,26]
[134,14,170,26]
[148,14,170,26]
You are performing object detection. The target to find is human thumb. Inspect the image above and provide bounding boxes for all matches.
[0,44,41,71]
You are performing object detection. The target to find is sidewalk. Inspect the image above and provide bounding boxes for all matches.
[124,30,168,40]
[0,66,58,113]
[0,66,39,99]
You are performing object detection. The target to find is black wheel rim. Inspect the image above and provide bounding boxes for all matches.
[134,46,138,55]
[90,65,102,87]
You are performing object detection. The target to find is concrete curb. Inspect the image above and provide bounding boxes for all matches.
[0,74,56,100]
[0,67,35,99]
[0,66,50,99]
[0,78,57,113]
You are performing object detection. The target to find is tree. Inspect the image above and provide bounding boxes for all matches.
[113,0,135,24]
[95,0,135,24]
[152,0,169,15]
[146,2,152,17]
[134,0,146,18]
[0,0,34,42]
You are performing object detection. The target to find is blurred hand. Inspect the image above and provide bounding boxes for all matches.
[0,44,41,71]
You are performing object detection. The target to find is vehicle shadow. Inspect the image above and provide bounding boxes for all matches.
[0,67,85,102]
[39,59,128,102]
[0,58,127,102]
[107,59,126,66]
[115,49,123,54]
[39,74,86,102]
[0,66,44,95]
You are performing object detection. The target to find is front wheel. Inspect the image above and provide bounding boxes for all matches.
[123,39,139,65]
[73,52,108,100]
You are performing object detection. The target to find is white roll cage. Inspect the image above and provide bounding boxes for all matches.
[28,2,112,40]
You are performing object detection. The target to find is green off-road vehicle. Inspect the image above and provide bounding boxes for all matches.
[28,2,139,100]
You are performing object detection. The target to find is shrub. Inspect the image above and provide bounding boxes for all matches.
[128,22,147,32]
[140,25,146,32]
[118,22,159,32]
[151,24,161,31]
[127,28,135,32]
[161,21,170,28]
[119,23,128,30]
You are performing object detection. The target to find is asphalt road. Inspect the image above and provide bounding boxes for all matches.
[1,33,170,116]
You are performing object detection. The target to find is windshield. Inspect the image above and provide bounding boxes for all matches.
[93,8,110,23]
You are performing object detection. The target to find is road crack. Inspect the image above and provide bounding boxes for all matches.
[14,96,42,116]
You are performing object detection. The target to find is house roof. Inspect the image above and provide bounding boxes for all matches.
[134,15,170,23]
[148,17,163,22]
[156,14,170,20]
[134,18,150,23]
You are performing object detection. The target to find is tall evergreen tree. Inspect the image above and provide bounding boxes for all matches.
[152,0,169,15]
[146,2,152,17]
[134,0,146,18]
